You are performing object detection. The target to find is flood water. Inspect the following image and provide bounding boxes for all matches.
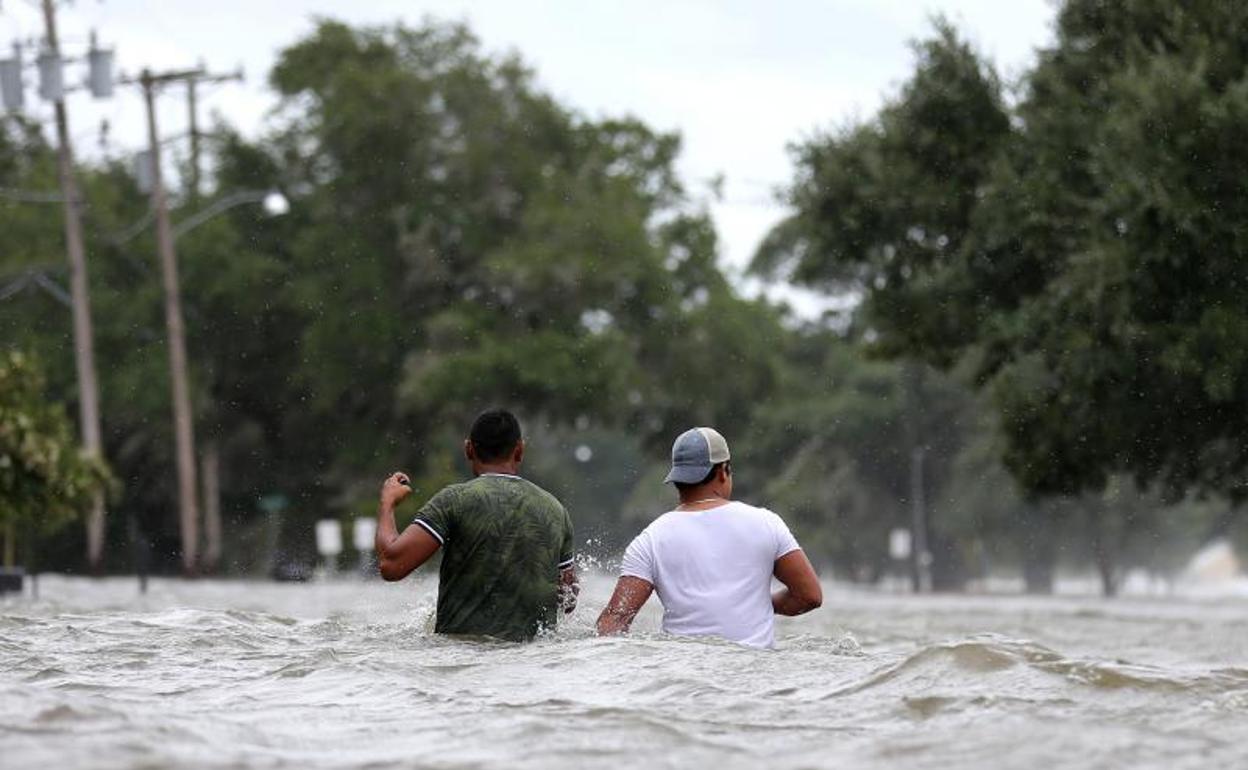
[2,573,1247,769]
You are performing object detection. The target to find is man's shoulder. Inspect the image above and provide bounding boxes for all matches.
[464,475,566,513]
[726,500,781,520]
[644,509,683,531]
[731,501,792,532]
[518,478,566,511]
[425,481,468,506]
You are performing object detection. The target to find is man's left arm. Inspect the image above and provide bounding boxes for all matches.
[596,530,655,636]
[769,512,822,616]
[772,549,822,616]
[557,506,579,613]
[375,472,442,581]
[596,576,654,635]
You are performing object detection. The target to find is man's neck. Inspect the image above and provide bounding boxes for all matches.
[677,486,728,506]
[475,463,521,477]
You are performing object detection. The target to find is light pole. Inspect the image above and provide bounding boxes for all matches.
[904,361,933,594]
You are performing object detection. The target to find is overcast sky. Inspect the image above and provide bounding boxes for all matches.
[2,0,1057,311]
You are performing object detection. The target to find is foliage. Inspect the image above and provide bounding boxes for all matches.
[0,350,111,532]
[760,4,1248,505]
[2,20,788,572]
[238,19,789,502]
[753,19,1011,366]
[2,13,1237,590]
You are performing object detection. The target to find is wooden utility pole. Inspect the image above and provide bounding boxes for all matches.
[41,0,107,572]
[904,361,933,594]
[187,76,201,199]
[182,64,240,574]
[130,63,241,576]
[140,67,202,575]
[184,63,241,201]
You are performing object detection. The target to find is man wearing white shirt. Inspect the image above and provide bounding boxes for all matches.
[597,427,822,648]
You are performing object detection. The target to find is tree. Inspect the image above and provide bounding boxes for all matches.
[0,350,111,567]
[753,19,1011,366]
[762,3,1248,505]
[970,1,1248,501]
[257,20,787,486]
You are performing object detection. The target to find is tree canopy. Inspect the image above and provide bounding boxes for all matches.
[758,3,1248,502]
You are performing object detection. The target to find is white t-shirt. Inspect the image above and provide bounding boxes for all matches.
[619,500,802,649]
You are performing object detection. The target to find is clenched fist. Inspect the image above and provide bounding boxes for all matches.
[380,471,413,508]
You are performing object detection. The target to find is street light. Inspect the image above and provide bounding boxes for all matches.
[262,191,290,217]
[3,189,288,307]
[171,189,289,240]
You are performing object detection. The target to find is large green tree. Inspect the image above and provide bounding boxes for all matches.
[761,4,1248,504]
[247,19,787,511]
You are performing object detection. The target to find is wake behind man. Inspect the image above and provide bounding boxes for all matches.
[374,409,578,642]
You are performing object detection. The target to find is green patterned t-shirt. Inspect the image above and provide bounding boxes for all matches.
[412,473,574,642]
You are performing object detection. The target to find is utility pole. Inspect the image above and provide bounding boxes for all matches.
[909,446,932,593]
[180,62,241,574]
[129,64,241,576]
[187,76,200,199]
[39,0,107,573]
[184,63,241,202]
[904,361,933,594]
[139,67,203,576]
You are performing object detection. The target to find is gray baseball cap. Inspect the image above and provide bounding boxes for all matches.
[663,427,731,484]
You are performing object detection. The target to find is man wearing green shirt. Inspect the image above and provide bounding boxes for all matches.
[375,409,578,641]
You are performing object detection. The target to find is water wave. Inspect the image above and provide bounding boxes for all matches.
[821,634,1248,701]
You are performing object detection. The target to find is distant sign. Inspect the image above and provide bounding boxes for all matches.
[353,517,376,552]
[315,519,343,557]
[889,528,912,560]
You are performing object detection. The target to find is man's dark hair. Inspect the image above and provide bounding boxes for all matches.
[673,461,730,493]
[469,409,522,462]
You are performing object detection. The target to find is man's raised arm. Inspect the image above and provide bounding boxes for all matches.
[375,472,441,581]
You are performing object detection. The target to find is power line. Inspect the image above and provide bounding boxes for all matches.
[0,268,71,306]
[0,185,71,202]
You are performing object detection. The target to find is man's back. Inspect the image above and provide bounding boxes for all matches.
[620,501,799,648]
[414,474,574,641]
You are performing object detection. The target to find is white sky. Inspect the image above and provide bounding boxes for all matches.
[2,0,1056,313]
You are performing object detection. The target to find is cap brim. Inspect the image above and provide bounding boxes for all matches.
[663,464,713,485]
